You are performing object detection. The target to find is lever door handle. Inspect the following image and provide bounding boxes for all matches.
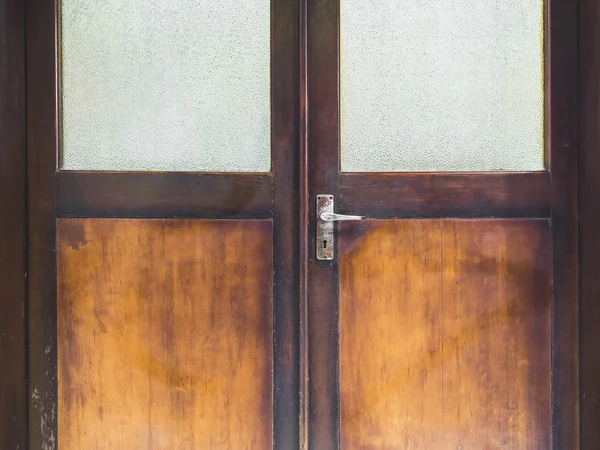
[316,195,366,260]
[320,212,364,222]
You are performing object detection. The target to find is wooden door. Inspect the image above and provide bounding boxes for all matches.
[20,0,580,449]
[25,1,300,449]
[305,1,578,449]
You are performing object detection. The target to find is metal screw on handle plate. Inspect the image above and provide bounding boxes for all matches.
[316,195,365,261]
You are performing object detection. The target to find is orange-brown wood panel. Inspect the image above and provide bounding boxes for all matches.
[441,221,551,449]
[339,220,551,450]
[339,220,444,448]
[57,219,273,450]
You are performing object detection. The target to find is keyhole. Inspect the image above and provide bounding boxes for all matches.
[323,240,328,249]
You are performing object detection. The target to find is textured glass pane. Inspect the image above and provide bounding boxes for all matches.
[60,1,270,172]
[340,0,545,172]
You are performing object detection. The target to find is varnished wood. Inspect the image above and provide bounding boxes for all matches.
[306,0,578,447]
[338,172,550,218]
[272,0,301,445]
[57,219,273,449]
[441,221,551,448]
[339,220,551,449]
[20,0,581,447]
[57,172,273,218]
[26,0,58,447]
[299,0,310,447]
[548,0,579,446]
[27,2,301,449]
[339,220,443,449]
[306,0,341,447]
[579,0,600,445]
[0,0,27,447]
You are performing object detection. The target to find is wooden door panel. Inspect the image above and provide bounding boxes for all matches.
[442,221,551,449]
[339,220,551,449]
[339,221,444,448]
[56,219,273,449]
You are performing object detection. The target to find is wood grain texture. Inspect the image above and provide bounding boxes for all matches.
[306,0,341,446]
[339,220,443,449]
[338,173,550,219]
[272,0,301,446]
[26,0,58,446]
[299,0,309,445]
[57,219,273,449]
[57,172,273,219]
[339,220,551,449]
[548,0,579,446]
[579,0,600,444]
[441,221,551,449]
[0,0,27,447]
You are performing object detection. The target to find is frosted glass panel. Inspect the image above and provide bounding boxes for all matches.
[340,0,545,172]
[60,1,270,172]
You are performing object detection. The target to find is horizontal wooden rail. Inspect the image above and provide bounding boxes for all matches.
[57,171,273,218]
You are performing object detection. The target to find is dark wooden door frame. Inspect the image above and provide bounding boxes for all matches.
[0,0,27,449]
[1,0,600,448]
[579,0,600,446]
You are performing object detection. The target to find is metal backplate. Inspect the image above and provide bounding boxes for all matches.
[316,195,334,260]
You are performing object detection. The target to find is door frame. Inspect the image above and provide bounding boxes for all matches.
[0,1,27,449]
[1,0,600,448]
[578,0,600,446]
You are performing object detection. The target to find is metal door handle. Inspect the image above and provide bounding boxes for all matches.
[316,195,365,260]
[320,212,364,222]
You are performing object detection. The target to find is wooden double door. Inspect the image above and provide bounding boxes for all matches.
[22,0,578,449]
